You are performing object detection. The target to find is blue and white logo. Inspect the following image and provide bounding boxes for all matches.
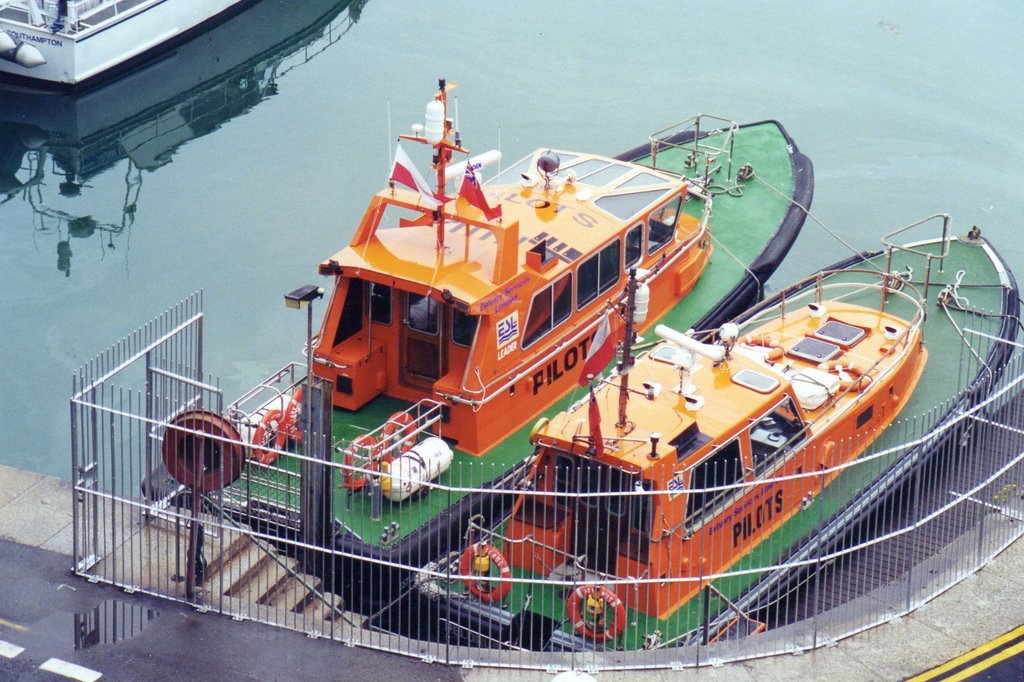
[496,312,519,348]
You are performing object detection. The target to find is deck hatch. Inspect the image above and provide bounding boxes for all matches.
[788,337,841,364]
[812,319,866,347]
[732,369,780,394]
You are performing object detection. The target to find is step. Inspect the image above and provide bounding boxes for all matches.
[226,555,300,604]
[204,543,273,596]
[260,572,323,613]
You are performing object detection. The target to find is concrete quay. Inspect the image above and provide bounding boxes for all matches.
[1,463,1021,681]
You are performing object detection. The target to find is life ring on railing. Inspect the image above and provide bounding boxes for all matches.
[279,387,304,445]
[459,542,511,603]
[741,333,784,362]
[251,409,285,465]
[342,434,381,492]
[380,410,416,453]
[566,584,626,642]
[817,362,872,392]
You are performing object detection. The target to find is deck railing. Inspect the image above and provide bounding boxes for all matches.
[70,293,1024,672]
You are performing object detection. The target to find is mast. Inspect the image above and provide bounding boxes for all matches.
[616,268,639,430]
[400,79,468,252]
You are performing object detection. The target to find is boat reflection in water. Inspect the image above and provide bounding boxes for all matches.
[0,0,365,276]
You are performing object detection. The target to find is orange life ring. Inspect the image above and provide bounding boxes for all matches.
[817,362,871,392]
[380,410,416,453]
[279,387,304,445]
[459,542,511,603]
[566,584,626,642]
[741,333,784,362]
[252,409,285,465]
[342,434,380,491]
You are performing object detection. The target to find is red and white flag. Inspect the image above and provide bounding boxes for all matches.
[390,145,443,208]
[459,160,502,221]
[588,388,604,457]
[578,312,615,385]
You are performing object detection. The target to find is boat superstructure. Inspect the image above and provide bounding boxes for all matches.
[311,83,713,457]
[0,0,257,85]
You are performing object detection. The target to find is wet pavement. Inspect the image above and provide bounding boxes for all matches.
[0,539,461,682]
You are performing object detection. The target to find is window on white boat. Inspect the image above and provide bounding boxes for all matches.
[332,279,364,346]
[369,283,391,325]
[451,308,478,348]
[749,397,806,476]
[407,293,439,335]
[523,273,573,348]
[576,240,621,309]
[625,223,643,269]
[648,196,682,254]
[685,438,744,528]
[594,189,666,222]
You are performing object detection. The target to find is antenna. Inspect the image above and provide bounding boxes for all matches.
[386,98,393,175]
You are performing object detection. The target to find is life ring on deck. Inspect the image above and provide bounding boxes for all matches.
[566,584,626,642]
[459,542,511,603]
[252,409,285,465]
[280,387,304,445]
[817,362,872,392]
[342,434,382,491]
[741,333,784,362]
[380,410,416,453]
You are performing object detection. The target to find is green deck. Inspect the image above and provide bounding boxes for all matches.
[322,121,802,545]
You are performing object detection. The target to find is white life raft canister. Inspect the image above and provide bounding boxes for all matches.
[381,436,453,502]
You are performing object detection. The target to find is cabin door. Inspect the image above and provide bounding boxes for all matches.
[401,292,446,390]
[573,463,631,575]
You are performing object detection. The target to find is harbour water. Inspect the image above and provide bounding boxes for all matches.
[1,0,1021,478]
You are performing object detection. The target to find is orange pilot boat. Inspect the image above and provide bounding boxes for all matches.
[506,271,927,623]
[310,80,712,456]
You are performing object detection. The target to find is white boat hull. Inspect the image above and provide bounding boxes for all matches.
[1,0,253,85]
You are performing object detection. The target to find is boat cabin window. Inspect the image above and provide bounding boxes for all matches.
[595,189,666,222]
[577,240,622,309]
[369,283,392,325]
[625,223,643,269]
[553,453,575,499]
[332,279,364,346]
[523,273,573,348]
[685,438,744,528]
[648,196,682,254]
[407,293,439,335]
[750,397,806,475]
[451,308,478,348]
[629,479,653,535]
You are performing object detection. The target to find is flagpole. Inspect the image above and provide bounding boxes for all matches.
[616,268,638,431]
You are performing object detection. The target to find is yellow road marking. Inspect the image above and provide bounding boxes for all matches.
[0,617,28,632]
[909,623,1024,681]
[944,640,1024,682]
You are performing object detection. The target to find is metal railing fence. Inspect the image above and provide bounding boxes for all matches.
[69,294,1024,671]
